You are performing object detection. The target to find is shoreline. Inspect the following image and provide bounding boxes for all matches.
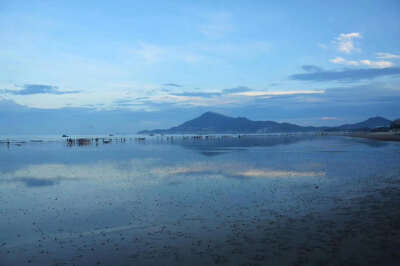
[347,131,400,142]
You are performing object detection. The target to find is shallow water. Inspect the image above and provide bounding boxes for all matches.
[1,135,400,265]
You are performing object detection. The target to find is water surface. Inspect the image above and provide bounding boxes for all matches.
[1,135,399,265]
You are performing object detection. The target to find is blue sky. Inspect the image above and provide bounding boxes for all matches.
[1,0,400,133]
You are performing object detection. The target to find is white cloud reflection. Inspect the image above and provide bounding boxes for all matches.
[1,160,325,188]
[238,169,325,178]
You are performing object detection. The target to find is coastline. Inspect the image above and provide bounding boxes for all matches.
[347,131,400,142]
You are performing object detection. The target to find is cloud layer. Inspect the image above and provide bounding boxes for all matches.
[163,83,182,87]
[234,90,324,97]
[290,67,400,82]
[330,57,394,68]
[1,84,79,95]
[376,53,400,59]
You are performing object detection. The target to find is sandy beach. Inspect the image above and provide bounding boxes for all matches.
[2,173,399,265]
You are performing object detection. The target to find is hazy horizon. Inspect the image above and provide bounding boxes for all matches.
[0,103,397,135]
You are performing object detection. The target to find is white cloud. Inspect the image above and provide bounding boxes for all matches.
[330,57,394,69]
[330,56,359,66]
[336,32,362,53]
[339,32,361,38]
[330,34,395,68]
[150,93,237,107]
[151,89,326,107]
[234,90,325,97]
[360,59,394,68]
[376,52,400,60]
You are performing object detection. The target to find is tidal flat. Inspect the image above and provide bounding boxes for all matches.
[0,135,399,265]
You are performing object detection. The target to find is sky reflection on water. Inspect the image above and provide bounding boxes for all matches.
[0,135,399,265]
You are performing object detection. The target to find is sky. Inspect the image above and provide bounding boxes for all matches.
[1,0,400,134]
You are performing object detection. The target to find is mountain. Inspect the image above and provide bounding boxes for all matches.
[325,116,392,131]
[138,112,394,134]
[138,111,318,134]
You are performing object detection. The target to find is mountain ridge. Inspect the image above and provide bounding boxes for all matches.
[138,112,393,134]
[138,112,392,134]
[325,116,392,131]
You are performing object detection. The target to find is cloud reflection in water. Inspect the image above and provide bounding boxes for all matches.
[0,159,325,189]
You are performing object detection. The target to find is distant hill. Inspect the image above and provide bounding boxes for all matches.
[138,112,394,134]
[325,116,392,131]
[139,111,317,134]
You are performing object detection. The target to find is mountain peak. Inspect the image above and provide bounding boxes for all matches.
[365,116,390,122]
[200,111,226,117]
[137,113,393,134]
[332,116,392,131]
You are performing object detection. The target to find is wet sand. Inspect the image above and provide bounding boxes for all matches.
[2,176,399,266]
[1,136,399,266]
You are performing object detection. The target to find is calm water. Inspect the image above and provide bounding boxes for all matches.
[1,135,400,265]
